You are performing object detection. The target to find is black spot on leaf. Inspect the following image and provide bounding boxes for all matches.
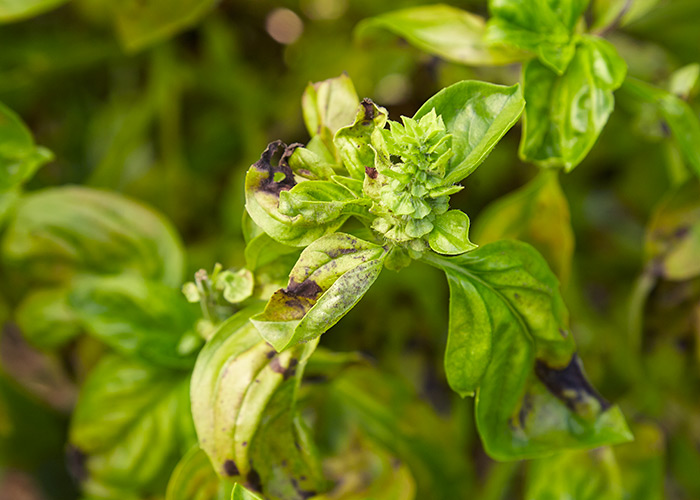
[65,445,87,483]
[247,469,262,492]
[365,166,378,179]
[255,140,300,195]
[535,355,610,413]
[223,459,240,477]
[361,98,376,121]
[286,279,323,299]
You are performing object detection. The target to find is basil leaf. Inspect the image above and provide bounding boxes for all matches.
[0,0,69,23]
[68,274,200,369]
[520,36,627,171]
[486,0,587,74]
[2,186,185,287]
[0,101,52,192]
[414,80,524,183]
[251,233,386,352]
[278,180,371,224]
[474,170,574,283]
[231,484,265,500]
[191,306,324,497]
[302,74,359,159]
[355,5,524,67]
[334,99,388,179]
[245,141,349,247]
[16,286,81,350]
[70,355,192,495]
[114,0,218,52]
[166,446,232,500]
[427,210,477,255]
[622,77,700,179]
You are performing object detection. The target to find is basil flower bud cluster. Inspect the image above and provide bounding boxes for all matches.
[369,109,464,255]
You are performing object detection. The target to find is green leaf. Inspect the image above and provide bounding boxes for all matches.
[217,269,255,304]
[114,0,219,52]
[278,180,371,224]
[423,241,631,458]
[191,306,324,496]
[231,484,265,500]
[622,77,700,179]
[486,0,587,74]
[355,4,525,66]
[520,36,627,171]
[245,141,349,247]
[413,80,525,183]
[427,210,477,255]
[166,446,232,500]
[251,233,386,352]
[302,74,359,159]
[334,99,388,179]
[473,170,574,284]
[16,286,81,350]
[70,355,192,495]
[2,186,185,287]
[0,0,69,23]
[69,274,199,369]
[0,101,52,191]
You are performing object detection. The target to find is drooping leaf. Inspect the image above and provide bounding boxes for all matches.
[2,186,185,286]
[474,170,574,284]
[16,286,81,350]
[251,233,386,352]
[413,80,525,183]
[114,0,219,52]
[245,141,350,247]
[486,0,588,74]
[68,274,200,369]
[520,36,627,171]
[166,446,232,500]
[355,4,525,67]
[334,98,388,180]
[70,355,192,496]
[423,241,631,459]
[0,0,69,23]
[0,101,52,192]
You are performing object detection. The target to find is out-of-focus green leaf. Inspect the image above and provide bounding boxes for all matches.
[424,241,631,459]
[622,77,700,179]
[70,355,192,495]
[334,99,388,180]
[251,233,385,352]
[114,0,218,52]
[245,141,349,247]
[526,447,622,500]
[68,274,199,369]
[302,74,359,160]
[2,186,185,287]
[16,286,81,350]
[0,101,52,192]
[166,446,232,500]
[413,80,525,183]
[355,4,525,66]
[669,63,700,99]
[0,0,69,23]
[486,0,587,74]
[231,484,265,500]
[614,422,665,500]
[474,170,574,283]
[520,36,627,171]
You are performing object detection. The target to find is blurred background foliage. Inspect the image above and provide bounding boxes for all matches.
[1,0,700,499]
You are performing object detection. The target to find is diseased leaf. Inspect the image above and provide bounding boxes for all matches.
[245,141,349,247]
[2,186,185,287]
[278,180,371,224]
[68,274,200,369]
[0,0,69,23]
[16,286,81,350]
[0,101,52,191]
[166,446,232,500]
[520,36,627,171]
[334,98,388,179]
[428,210,477,255]
[70,355,192,495]
[423,241,631,458]
[114,0,218,52]
[251,233,386,352]
[474,170,574,284]
[355,4,524,66]
[414,81,524,183]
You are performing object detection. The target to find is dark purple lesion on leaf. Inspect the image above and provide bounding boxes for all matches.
[247,468,262,492]
[223,459,240,477]
[286,279,323,299]
[291,478,317,499]
[254,140,302,195]
[270,357,299,380]
[365,166,378,179]
[326,246,357,259]
[65,445,87,483]
[360,98,376,123]
[535,354,610,414]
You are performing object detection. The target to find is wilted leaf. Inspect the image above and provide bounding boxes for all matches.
[251,233,386,352]
[414,80,525,183]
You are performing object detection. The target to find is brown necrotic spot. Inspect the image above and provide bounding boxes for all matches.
[255,140,300,195]
[284,358,299,380]
[361,98,376,122]
[247,469,262,492]
[286,279,323,299]
[535,354,610,413]
[223,459,240,477]
[365,166,378,179]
